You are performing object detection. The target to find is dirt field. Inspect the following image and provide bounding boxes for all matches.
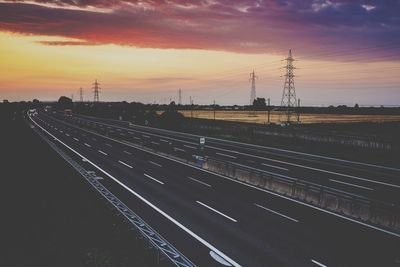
[169,110,400,124]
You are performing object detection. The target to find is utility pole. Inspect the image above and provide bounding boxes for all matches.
[297,98,301,123]
[280,49,298,124]
[79,87,83,102]
[190,96,193,119]
[178,88,182,105]
[92,79,100,102]
[71,94,74,102]
[213,100,216,121]
[267,98,271,124]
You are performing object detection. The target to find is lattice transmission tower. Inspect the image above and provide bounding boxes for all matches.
[249,69,258,105]
[280,49,298,123]
[92,79,100,102]
[79,87,84,102]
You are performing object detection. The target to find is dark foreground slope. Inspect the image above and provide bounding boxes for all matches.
[0,111,149,266]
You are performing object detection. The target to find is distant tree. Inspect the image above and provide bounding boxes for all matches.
[3,99,9,104]
[354,103,359,108]
[32,99,40,104]
[57,96,72,110]
[252,97,267,111]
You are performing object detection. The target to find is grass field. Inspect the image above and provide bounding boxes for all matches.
[173,110,400,124]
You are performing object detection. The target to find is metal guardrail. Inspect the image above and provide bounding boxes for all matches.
[30,120,196,267]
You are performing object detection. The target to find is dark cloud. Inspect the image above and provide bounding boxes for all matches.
[0,0,399,59]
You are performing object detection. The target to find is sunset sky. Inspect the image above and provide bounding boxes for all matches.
[0,0,399,106]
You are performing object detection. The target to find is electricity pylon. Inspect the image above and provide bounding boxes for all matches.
[92,79,100,102]
[249,70,258,105]
[280,49,298,123]
[178,88,182,105]
[79,87,83,102]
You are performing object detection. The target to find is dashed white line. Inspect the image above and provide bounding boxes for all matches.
[118,160,133,169]
[65,133,70,137]
[144,173,164,184]
[188,177,212,187]
[254,203,298,223]
[216,152,237,159]
[160,139,169,143]
[105,143,112,147]
[123,150,132,155]
[174,147,186,152]
[151,141,160,145]
[143,135,151,138]
[73,138,79,141]
[184,144,197,149]
[196,201,237,223]
[149,161,162,167]
[84,143,91,147]
[261,163,289,171]
[329,179,374,191]
[98,150,108,156]
[133,137,141,140]
[311,259,327,267]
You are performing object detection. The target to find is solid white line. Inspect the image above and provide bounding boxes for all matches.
[73,138,79,141]
[196,201,237,222]
[329,179,374,191]
[149,161,162,167]
[261,163,289,171]
[84,143,91,147]
[123,150,132,155]
[106,143,112,147]
[30,114,240,267]
[43,114,400,238]
[254,203,298,223]
[311,259,327,267]
[98,150,108,156]
[216,152,237,159]
[144,173,164,184]
[184,144,197,149]
[188,177,212,187]
[118,160,133,169]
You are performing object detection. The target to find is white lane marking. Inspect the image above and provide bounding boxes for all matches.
[73,138,79,141]
[210,250,232,266]
[143,135,151,138]
[216,152,237,159]
[149,161,162,167]
[60,130,63,133]
[261,163,289,171]
[30,115,240,267]
[65,133,70,137]
[196,201,237,223]
[160,139,169,143]
[123,150,132,155]
[133,137,141,140]
[128,131,134,134]
[118,160,133,169]
[329,179,374,191]
[98,150,108,156]
[151,141,160,145]
[144,173,164,184]
[188,177,212,187]
[44,114,400,238]
[106,143,112,147]
[311,259,327,267]
[174,147,186,152]
[254,203,298,223]
[184,144,197,149]
[84,143,91,147]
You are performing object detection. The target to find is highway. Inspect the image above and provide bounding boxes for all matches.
[72,113,400,205]
[28,111,400,267]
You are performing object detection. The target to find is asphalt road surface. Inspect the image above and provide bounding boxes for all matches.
[28,111,400,267]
